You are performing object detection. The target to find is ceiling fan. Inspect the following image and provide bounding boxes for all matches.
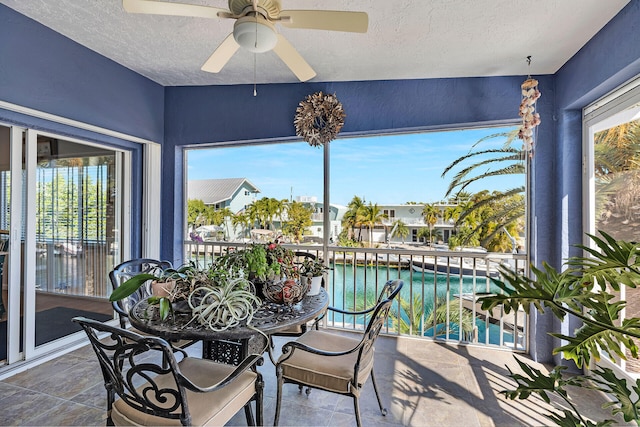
[123,0,369,82]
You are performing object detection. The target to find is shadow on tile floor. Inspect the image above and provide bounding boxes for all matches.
[0,332,626,426]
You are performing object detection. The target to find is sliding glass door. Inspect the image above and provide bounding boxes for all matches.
[1,125,130,365]
[33,134,122,349]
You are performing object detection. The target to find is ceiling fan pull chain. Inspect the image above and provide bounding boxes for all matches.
[253,54,257,96]
[254,12,259,51]
[253,12,258,96]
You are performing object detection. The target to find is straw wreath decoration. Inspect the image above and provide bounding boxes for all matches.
[294,91,345,147]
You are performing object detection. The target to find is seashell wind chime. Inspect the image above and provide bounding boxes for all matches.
[518,56,541,155]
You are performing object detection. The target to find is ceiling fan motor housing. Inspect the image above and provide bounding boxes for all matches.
[228,0,281,19]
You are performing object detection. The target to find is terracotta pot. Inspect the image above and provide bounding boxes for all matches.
[151,280,175,297]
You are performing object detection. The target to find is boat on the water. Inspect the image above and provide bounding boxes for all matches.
[410,258,500,278]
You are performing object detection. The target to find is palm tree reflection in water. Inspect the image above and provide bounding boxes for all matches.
[329,264,505,343]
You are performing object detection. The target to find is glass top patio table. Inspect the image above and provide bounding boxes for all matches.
[128,288,329,364]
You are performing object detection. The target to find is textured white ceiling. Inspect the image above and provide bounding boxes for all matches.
[0,0,631,86]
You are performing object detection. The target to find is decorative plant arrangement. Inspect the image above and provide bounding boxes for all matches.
[299,257,329,296]
[262,277,309,305]
[109,240,310,329]
[479,231,640,426]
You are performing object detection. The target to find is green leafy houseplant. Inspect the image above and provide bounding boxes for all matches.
[108,264,194,321]
[299,258,329,277]
[479,231,640,426]
[218,241,297,282]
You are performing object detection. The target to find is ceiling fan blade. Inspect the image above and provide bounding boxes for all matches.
[272,34,316,82]
[279,10,368,33]
[122,0,226,19]
[201,34,240,73]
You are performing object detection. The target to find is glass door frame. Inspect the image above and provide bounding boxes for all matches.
[5,125,23,364]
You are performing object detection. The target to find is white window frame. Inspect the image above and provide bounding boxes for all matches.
[583,75,640,378]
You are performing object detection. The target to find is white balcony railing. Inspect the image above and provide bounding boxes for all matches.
[183,241,528,352]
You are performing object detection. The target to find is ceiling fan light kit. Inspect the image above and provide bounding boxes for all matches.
[123,0,368,82]
[233,15,277,53]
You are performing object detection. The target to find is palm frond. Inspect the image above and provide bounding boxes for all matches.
[446,164,525,196]
[457,187,524,224]
[441,147,522,179]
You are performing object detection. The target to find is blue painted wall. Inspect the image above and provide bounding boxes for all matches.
[0,5,165,143]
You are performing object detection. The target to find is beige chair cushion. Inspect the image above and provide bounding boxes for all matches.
[275,324,304,335]
[111,357,257,426]
[278,330,374,396]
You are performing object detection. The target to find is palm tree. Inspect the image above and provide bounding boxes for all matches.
[218,207,233,240]
[276,198,289,233]
[389,219,409,243]
[441,129,526,248]
[231,212,249,240]
[458,190,524,250]
[416,227,430,244]
[342,196,366,242]
[421,203,441,246]
[425,297,475,341]
[248,197,281,230]
[359,203,388,247]
[265,197,282,232]
[390,294,475,339]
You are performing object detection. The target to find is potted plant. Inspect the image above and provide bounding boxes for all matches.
[479,231,640,425]
[299,258,329,296]
[109,264,194,321]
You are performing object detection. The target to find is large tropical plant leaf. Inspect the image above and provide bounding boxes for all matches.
[448,164,525,196]
[590,366,640,423]
[500,357,606,425]
[569,231,640,291]
[546,410,611,427]
[551,293,640,367]
[478,262,587,319]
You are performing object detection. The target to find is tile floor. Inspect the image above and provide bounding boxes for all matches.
[0,332,625,426]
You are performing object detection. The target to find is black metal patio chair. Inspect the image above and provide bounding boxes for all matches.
[73,316,264,426]
[274,279,403,427]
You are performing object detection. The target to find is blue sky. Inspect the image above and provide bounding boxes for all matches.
[186,125,522,207]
